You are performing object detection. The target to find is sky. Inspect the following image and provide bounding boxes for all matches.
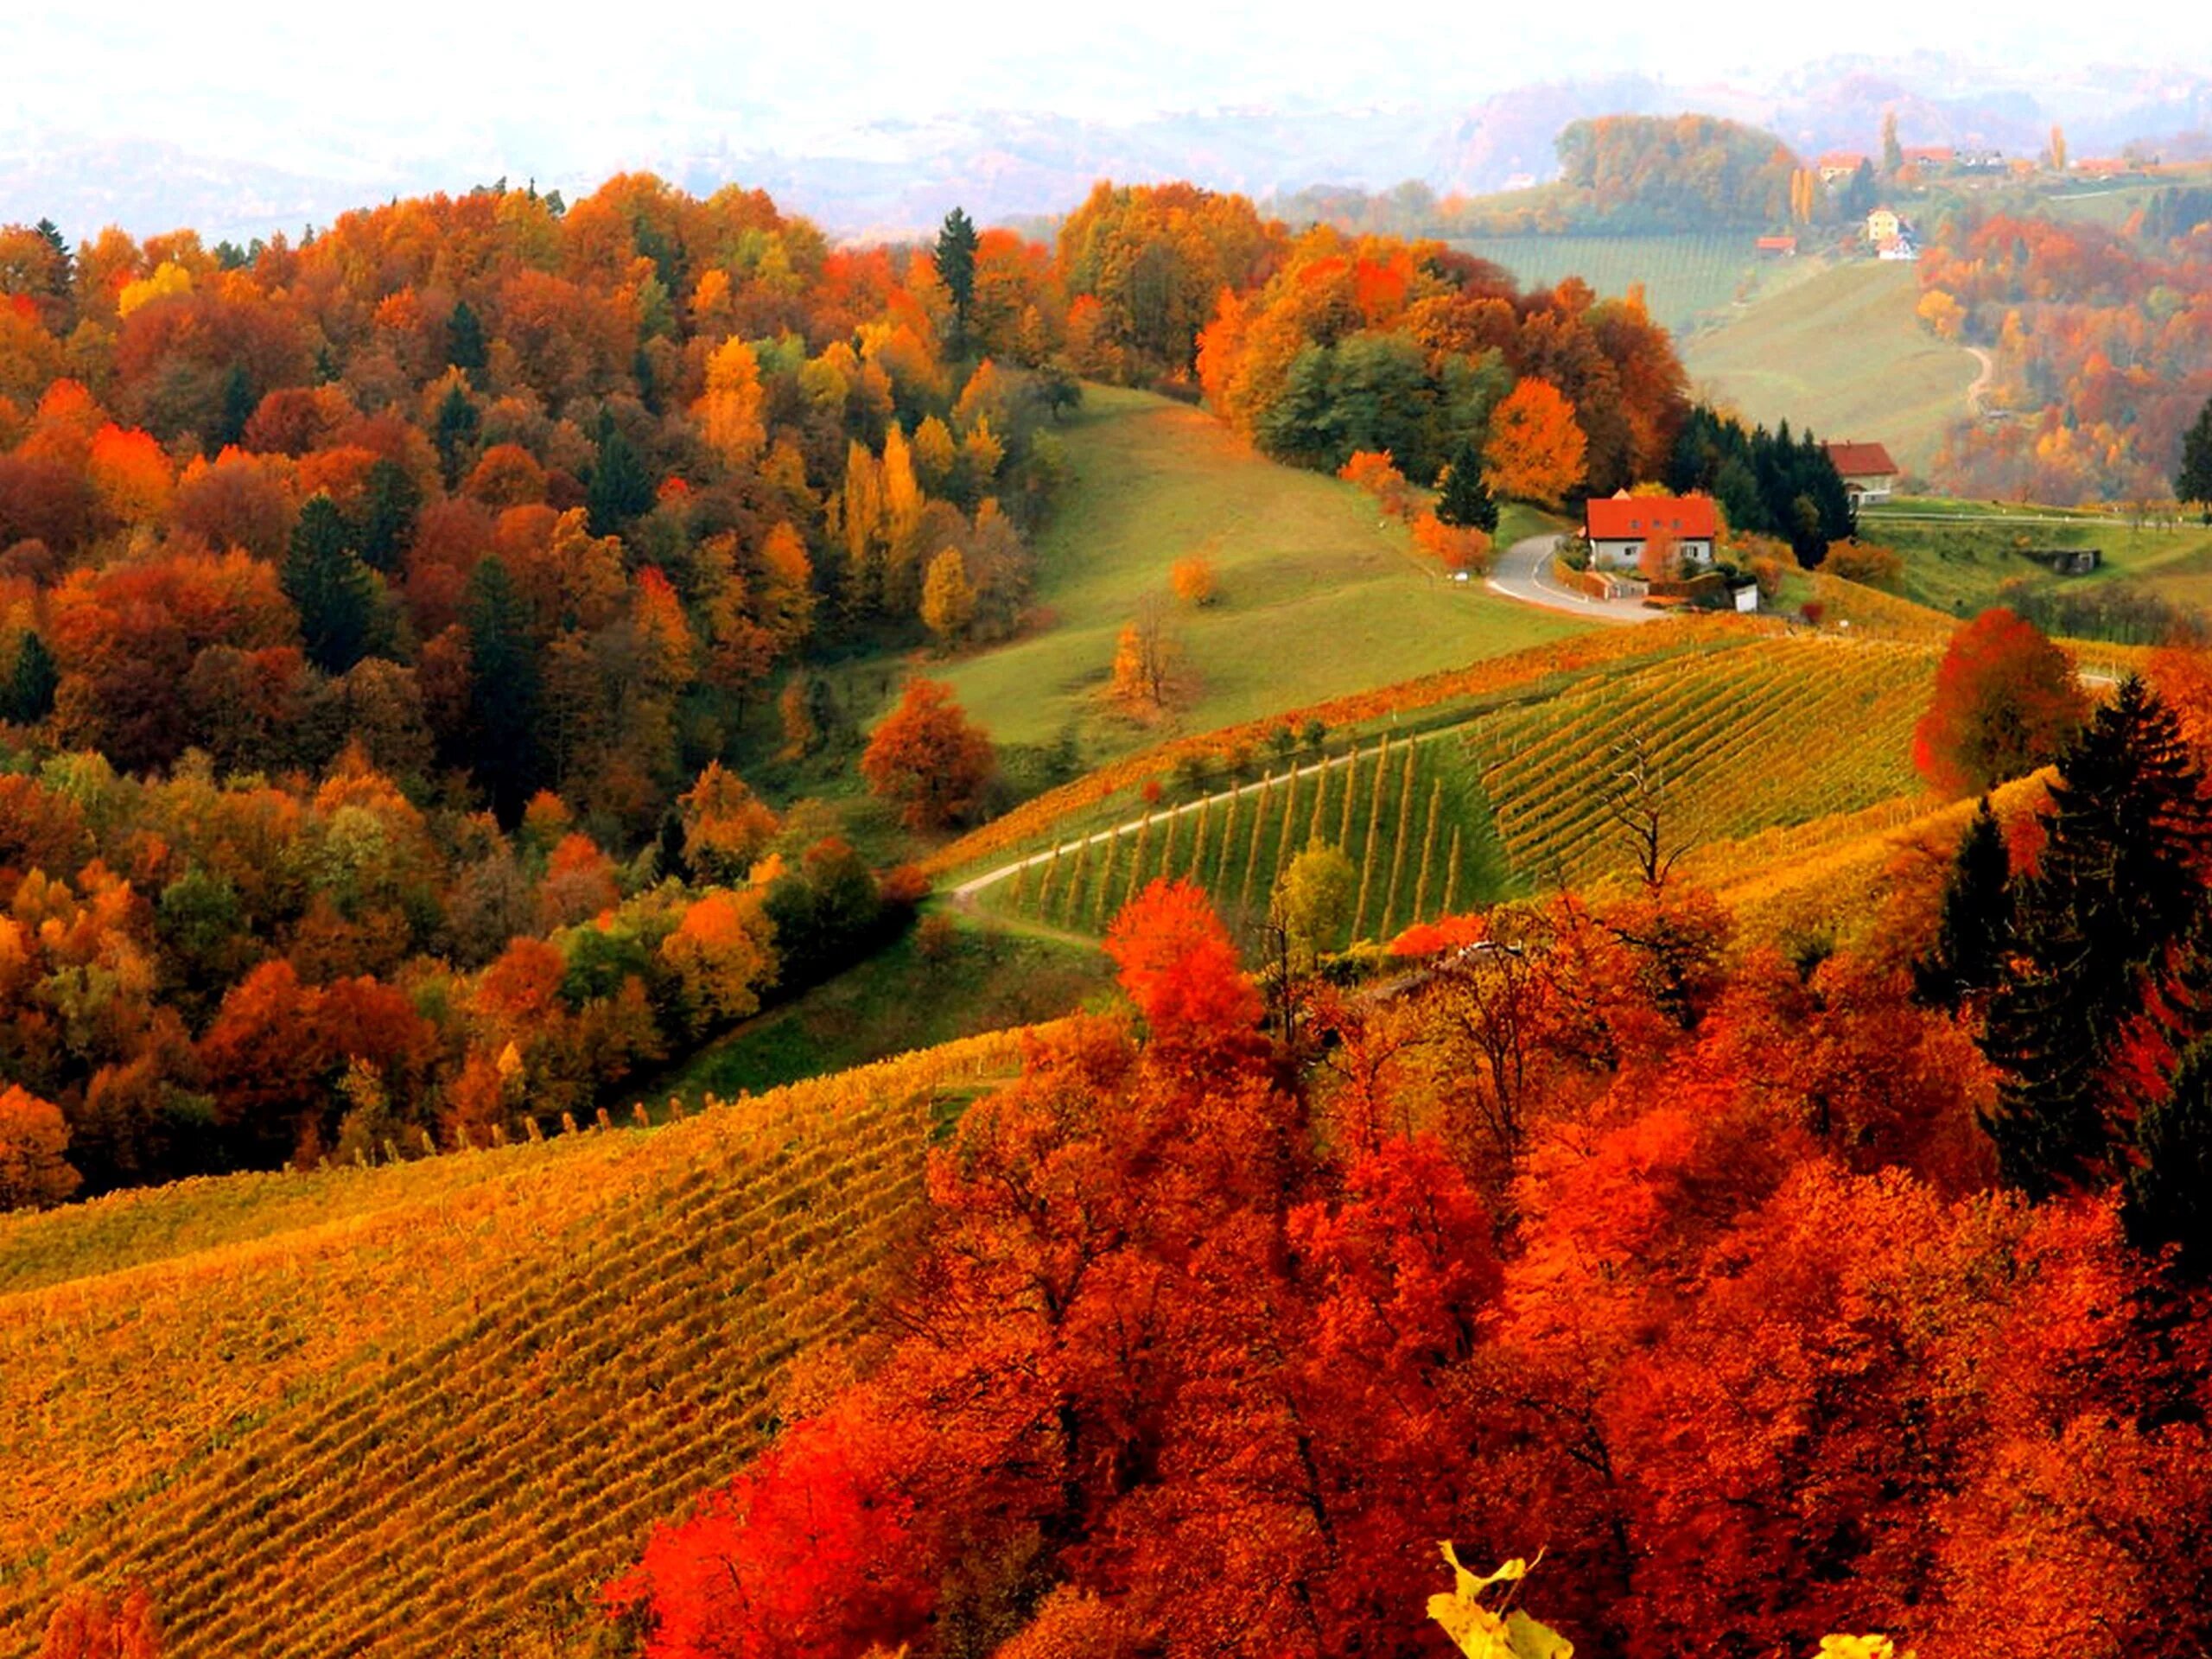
[4,1,2211,238]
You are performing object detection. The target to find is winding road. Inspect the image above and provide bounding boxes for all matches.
[1486,533,1666,625]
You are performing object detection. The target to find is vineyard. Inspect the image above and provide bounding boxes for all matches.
[976,734,1510,950]
[0,1027,1046,1658]
[974,635,1939,942]
[1473,635,1936,891]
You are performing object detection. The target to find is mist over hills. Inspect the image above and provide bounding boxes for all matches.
[6,53,2212,245]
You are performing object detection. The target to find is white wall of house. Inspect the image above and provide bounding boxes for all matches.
[1591,537,1714,571]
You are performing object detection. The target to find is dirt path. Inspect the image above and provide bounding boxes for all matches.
[1965,345,1996,417]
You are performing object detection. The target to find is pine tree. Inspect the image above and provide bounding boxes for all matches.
[2126,1035,2212,1274]
[2176,397,2212,515]
[1,631,57,725]
[588,415,654,536]
[1913,797,2012,1008]
[283,495,381,673]
[1435,440,1500,532]
[465,556,543,823]
[936,207,979,345]
[213,365,256,451]
[354,458,423,575]
[448,299,488,376]
[433,384,480,487]
[1981,678,2212,1196]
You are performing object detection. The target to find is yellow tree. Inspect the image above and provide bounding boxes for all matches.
[694,337,766,470]
[919,548,976,645]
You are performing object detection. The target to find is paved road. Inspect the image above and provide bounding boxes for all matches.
[1486,533,1665,626]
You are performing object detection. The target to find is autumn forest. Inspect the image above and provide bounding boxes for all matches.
[8,106,2212,1659]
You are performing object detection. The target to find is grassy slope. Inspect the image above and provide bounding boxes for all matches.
[1861,498,2212,620]
[931,385,1586,754]
[1681,262,1980,476]
[0,1030,1041,1659]
[1451,232,1825,336]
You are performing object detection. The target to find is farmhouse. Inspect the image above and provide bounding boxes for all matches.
[1866,206,1904,245]
[1756,234,1798,257]
[1817,150,1867,184]
[1823,440,1900,503]
[1584,493,1718,572]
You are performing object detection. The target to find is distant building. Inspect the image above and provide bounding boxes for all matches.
[1756,234,1798,257]
[1817,150,1867,184]
[1903,145,1955,171]
[1866,206,1904,245]
[1585,493,1719,571]
[1956,147,2005,171]
[1823,440,1900,503]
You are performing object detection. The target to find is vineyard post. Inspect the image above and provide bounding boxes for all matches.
[1444,827,1463,914]
[1381,746,1418,935]
[595,1107,615,1131]
[1007,848,1031,912]
[1268,766,1302,893]
[1238,772,1273,916]
[1187,798,1211,881]
[1338,743,1360,845]
[1036,844,1062,919]
[1213,787,1241,891]
[1123,815,1154,912]
[1412,775,1444,925]
[1352,735,1389,938]
[1061,836,1090,931]
[1307,757,1330,846]
[1092,827,1124,931]
[1155,805,1179,887]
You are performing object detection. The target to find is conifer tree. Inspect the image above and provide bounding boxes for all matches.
[447,298,488,376]
[2126,1036,2212,1274]
[1,630,57,725]
[433,383,480,487]
[354,459,423,575]
[1981,678,2212,1196]
[936,207,979,346]
[1435,440,1500,532]
[588,415,654,535]
[465,556,542,823]
[283,494,380,673]
[2176,397,2212,516]
[213,364,256,451]
[1914,797,2012,1008]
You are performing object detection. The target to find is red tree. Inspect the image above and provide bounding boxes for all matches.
[859,678,995,830]
[1912,607,2088,795]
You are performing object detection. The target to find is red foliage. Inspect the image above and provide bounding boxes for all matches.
[1911,607,2088,796]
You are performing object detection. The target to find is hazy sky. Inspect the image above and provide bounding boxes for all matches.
[4,0,2203,167]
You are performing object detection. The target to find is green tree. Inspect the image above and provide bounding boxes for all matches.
[2175,396,2212,515]
[1,630,58,725]
[213,364,255,451]
[1435,439,1501,531]
[464,556,542,823]
[433,383,480,488]
[447,298,487,376]
[1912,797,2012,1008]
[587,415,654,536]
[935,207,979,343]
[1880,110,1904,176]
[1274,838,1356,967]
[2126,1034,2212,1274]
[1981,677,2212,1196]
[283,494,381,673]
[353,458,422,575]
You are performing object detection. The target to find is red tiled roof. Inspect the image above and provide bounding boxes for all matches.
[1818,150,1866,168]
[1756,235,1798,251]
[1586,494,1719,542]
[1823,440,1898,478]
[1904,145,1955,162]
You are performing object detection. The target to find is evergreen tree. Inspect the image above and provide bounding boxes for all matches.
[433,384,480,488]
[2127,1034,2212,1274]
[587,415,654,536]
[1980,677,2212,1197]
[447,299,487,376]
[213,365,256,452]
[1914,797,2012,1007]
[283,495,381,674]
[2175,397,2212,516]
[353,459,422,574]
[464,556,541,823]
[935,207,979,343]
[1435,440,1501,532]
[2,631,58,725]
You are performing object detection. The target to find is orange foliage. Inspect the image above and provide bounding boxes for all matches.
[1483,376,1587,507]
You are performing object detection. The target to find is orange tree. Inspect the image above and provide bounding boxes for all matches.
[1911,607,2088,796]
[861,677,997,830]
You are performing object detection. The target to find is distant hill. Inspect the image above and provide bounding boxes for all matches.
[1681,261,1980,477]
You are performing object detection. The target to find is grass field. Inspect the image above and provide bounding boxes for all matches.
[0,1027,1045,1658]
[1859,497,2212,622]
[976,631,1936,938]
[1681,262,1980,476]
[663,918,1114,1100]
[929,385,1587,755]
[1451,232,1827,336]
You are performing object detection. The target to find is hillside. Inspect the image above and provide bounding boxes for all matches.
[927,385,1587,754]
[0,1031,1039,1657]
[1447,232,1824,336]
[971,631,1936,944]
[1681,261,1980,475]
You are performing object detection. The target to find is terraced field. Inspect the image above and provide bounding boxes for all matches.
[978,633,1939,938]
[0,1029,1040,1657]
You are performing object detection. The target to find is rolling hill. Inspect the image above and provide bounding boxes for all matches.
[1680,260,1980,477]
[0,1031,1041,1657]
